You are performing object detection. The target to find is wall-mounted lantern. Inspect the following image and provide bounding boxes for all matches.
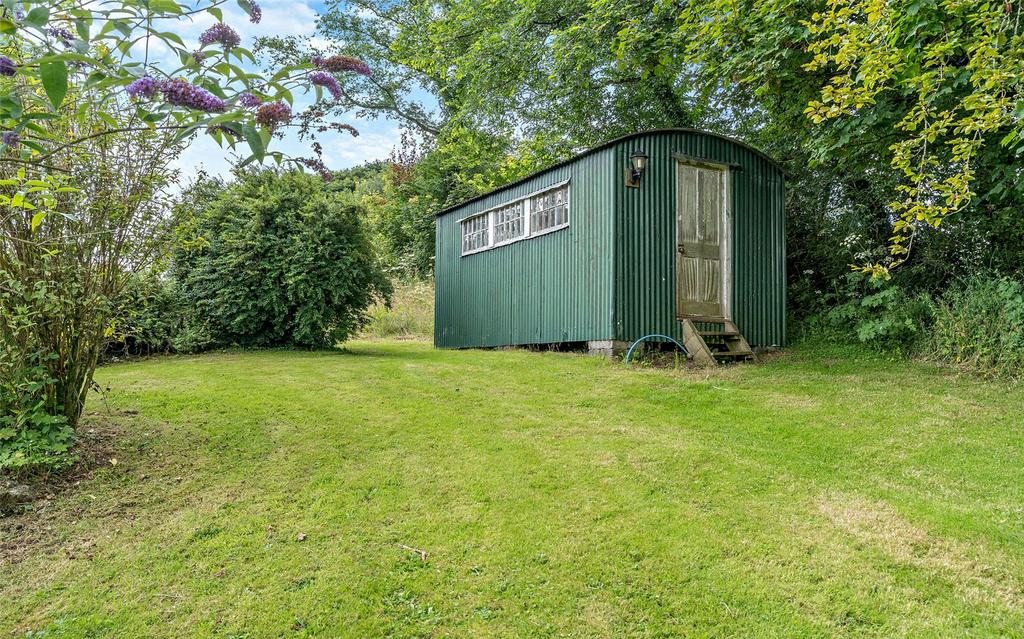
[625,150,649,188]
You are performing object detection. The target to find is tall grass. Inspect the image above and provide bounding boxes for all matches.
[930,276,1024,379]
[361,279,434,339]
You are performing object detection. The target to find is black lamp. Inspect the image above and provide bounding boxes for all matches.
[626,150,649,187]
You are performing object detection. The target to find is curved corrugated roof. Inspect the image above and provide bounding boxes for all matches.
[436,127,782,216]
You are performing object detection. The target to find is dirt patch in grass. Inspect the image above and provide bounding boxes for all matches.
[818,493,1024,610]
[765,392,822,411]
[1,412,130,566]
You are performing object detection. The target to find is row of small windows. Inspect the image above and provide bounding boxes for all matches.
[460,183,570,256]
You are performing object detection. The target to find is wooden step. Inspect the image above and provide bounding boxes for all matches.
[681,318,756,367]
[713,349,754,359]
[681,315,728,324]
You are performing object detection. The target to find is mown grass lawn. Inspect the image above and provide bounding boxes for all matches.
[3,340,1023,638]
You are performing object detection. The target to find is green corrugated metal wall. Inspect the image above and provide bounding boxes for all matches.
[612,131,787,347]
[434,149,617,347]
[434,129,786,349]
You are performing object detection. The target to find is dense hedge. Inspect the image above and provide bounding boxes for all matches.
[170,170,391,350]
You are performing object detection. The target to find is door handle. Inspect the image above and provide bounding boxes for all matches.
[677,244,686,255]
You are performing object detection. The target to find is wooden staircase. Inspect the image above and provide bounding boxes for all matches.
[681,317,755,366]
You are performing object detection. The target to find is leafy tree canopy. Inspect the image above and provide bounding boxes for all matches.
[311,0,1023,283]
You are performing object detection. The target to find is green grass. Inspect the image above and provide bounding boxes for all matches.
[3,341,1023,638]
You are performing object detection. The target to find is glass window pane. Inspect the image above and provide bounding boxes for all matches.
[461,213,489,253]
[530,184,569,233]
[493,200,524,243]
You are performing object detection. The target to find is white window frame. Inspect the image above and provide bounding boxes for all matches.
[458,179,571,257]
[492,200,527,246]
[528,183,571,237]
[460,212,491,256]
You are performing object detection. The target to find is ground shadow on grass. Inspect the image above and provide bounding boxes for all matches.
[0,413,129,565]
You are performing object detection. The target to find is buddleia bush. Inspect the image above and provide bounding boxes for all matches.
[0,267,76,475]
[173,170,391,350]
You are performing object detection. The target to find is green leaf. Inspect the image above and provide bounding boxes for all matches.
[40,60,68,109]
[75,18,91,41]
[31,212,46,231]
[201,79,228,99]
[156,30,185,47]
[231,47,256,65]
[0,95,23,119]
[83,71,107,89]
[98,111,120,129]
[242,125,265,161]
[24,6,49,28]
[34,52,99,66]
[208,7,223,21]
[97,20,119,38]
[19,140,45,154]
[0,19,16,34]
[149,0,183,15]
[11,192,33,209]
[23,122,48,135]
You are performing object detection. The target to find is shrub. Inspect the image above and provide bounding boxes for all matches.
[362,279,435,339]
[174,170,391,349]
[930,276,1024,379]
[2,122,182,473]
[0,268,76,475]
[810,272,935,353]
[105,274,187,359]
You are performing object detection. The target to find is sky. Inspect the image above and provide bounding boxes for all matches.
[162,0,410,183]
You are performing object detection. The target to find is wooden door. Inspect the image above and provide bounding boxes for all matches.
[676,162,726,319]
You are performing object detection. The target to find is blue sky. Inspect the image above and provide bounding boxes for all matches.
[166,0,415,182]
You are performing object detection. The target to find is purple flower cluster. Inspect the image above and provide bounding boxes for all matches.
[0,56,16,77]
[238,92,262,108]
[249,3,262,24]
[161,79,226,112]
[126,76,161,99]
[128,77,268,117]
[193,50,207,63]
[199,23,241,49]
[310,71,343,100]
[255,101,292,128]
[298,156,333,182]
[1,131,18,148]
[312,55,371,77]
[47,26,74,45]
